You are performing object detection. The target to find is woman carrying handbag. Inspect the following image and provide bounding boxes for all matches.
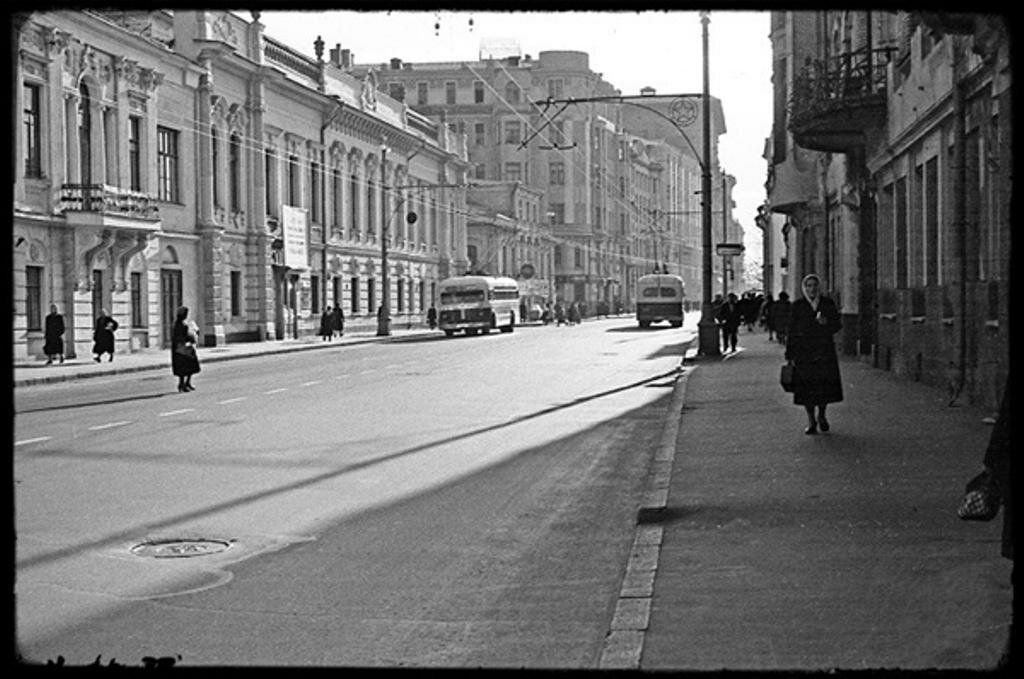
[784,274,843,434]
[171,306,201,392]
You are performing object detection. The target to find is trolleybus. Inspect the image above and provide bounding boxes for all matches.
[636,273,685,328]
[437,275,519,337]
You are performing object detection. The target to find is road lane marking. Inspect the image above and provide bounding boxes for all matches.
[218,397,247,404]
[15,436,52,447]
[301,380,322,386]
[88,421,132,431]
[264,388,287,394]
[159,409,195,417]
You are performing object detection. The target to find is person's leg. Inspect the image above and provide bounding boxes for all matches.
[817,404,829,431]
[804,405,818,434]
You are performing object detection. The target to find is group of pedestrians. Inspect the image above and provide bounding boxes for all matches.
[544,300,585,326]
[41,305,120,365]
[318,305,346,341]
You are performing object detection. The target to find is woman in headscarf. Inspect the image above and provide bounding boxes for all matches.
[171,306,201,392]
[92,308,119,362]
[785,274,843,434]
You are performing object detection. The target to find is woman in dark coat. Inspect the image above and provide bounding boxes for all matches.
[771,291,792,345]
[171,306,200,392]
[44,304,65,365]
[319,306,334,341]
[92,308,118,362]
[332,304,345,337]
[785,274,843,434]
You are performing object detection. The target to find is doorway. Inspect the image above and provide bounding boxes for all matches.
[160,268,182,347]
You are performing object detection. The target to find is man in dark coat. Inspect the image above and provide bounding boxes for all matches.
[319,306,334,341]
[332,304,345,337]
[44,304,65,365]
[772,291,792,345]
[785,274,843,434]
[92,308,118,362]
[715,292,743,353]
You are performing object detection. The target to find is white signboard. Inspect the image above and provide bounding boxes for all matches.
[281,205,309,270]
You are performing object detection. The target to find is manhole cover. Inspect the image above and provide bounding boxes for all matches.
[131,539,232,558]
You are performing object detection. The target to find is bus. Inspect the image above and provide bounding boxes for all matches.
[636,273,685,328]
[437,275,519,337]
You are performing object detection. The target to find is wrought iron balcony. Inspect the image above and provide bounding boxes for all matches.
[788,47,896,153]
[60,184,160,222]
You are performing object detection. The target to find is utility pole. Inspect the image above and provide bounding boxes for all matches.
[377,139,390,336]
[697,11,720,356]
[722,174,728,299]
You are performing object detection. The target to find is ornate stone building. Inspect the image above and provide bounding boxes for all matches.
[13,9,469,360]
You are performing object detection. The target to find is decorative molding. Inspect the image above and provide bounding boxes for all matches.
[360,69,379,111]
[211,12,239,47]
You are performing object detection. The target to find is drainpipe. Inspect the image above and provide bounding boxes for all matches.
[951,35,968,399]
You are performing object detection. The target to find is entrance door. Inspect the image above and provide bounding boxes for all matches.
[160,268,182,347]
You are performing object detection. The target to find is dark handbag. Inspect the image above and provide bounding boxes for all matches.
[958,469,1001,521]
[174,344,197,359]
[780,363,796,392]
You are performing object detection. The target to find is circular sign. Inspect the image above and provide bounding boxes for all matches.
[669,97,698,127]
[406,211,418,224]
[519,263,535,279]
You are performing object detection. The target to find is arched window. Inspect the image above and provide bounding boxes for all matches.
[504,81,520,104]
[78,83,92,184]
[350,172,359,237]
[366,178,375,238]
[229,134,242,211]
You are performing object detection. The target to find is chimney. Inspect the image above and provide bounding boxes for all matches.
[329,43,342,67]
[390,57,402,70]
[340,48,352,69]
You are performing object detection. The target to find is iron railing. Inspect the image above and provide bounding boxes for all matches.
[789,47,897,130]
[60,184,160,220]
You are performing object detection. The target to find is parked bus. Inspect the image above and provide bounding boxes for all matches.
[437,275,519,337]
[636,273,685,328]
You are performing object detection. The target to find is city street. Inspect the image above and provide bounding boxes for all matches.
[15,317,692,666]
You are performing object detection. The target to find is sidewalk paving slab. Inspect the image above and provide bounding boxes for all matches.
[642,332,1012,671]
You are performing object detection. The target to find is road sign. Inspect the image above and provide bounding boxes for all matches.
[716,243,745,257]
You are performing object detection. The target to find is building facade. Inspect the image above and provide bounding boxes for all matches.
[13,9,470,361]
[766,10,1010,409]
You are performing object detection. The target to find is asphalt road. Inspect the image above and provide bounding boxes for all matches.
[15,317,694,667]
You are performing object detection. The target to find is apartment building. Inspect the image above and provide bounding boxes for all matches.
[13,9,469,360]
[766,10,1009,409]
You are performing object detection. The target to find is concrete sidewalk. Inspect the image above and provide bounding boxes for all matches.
[12,325,440,389]
[639,332,1012,670]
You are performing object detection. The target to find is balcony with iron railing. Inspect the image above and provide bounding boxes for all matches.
[788,47,897,153]
[59,184,161,225]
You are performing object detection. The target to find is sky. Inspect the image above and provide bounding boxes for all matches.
[254,10,772,261]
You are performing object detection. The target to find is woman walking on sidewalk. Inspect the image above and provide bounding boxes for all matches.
[785,274,843,434]
[92,308,118,362]
[44,304,66,365]
[171,306,201,392]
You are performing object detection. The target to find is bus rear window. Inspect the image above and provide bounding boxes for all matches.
[441,289,485,304]
[642,287,679,298]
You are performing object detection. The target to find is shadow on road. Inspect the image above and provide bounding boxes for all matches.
[605,324,677,333]
[16,392,172,414]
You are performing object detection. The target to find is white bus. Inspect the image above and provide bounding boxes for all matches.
[636,273,685,328]
[437,275,519,337]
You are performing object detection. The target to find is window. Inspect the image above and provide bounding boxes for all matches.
[230,134,242,212]
[366,179,375,237]
[505,81,520,103]
[350,173,359,236]
[925,157,939,286]
[311,275,320,313]
[474,80,484,103]
[23,83,42,178]
[388,82,405,101]
[419,280,425,311]
[230,270,242,317]
[445,81,456,105]
[574,247,583,268]
[474,122,486,146]
[350,276,360,313]
[504,121,521,145]
[895,176,907,288]
[333,276,343,307]
[332,169,342,230]
[131,272,144,328]
[25,266,42,331]
[91,269,103,320]
[409,279,416,313]
[265,148,275,217]
[79,84,92,185]
[288,155,300,207]
[211,127,220,207]
[417,82,428,105]
[550,161,565,185]
[475,163,486,179]
[310,160,321,223]
[157,126,179,202]
[128,116,141,191]
[547,78,564,100]
[549,202,564,224]
[554,247,563,267]
[504,162,522,182]
[368,278,376,313]
[397,277,404,311]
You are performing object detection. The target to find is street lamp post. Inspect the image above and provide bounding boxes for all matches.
[697,11,721,356]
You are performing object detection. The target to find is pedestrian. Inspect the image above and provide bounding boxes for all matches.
[760,293,776,341]
[426,305,437,330]
[92,308,118,362]
[319,305,334,341]
[715,292,742,353]
[542,302,553,325]
[520,299,528,325]
[171,305,200,392]
[44,303,65,365]
[785,274,843,434]
[772,291,792,345]
[554,300,566,326]
[569,301,582,325]
[332,304,345,337]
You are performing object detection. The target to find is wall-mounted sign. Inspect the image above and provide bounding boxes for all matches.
[716,243,745,257]
[519,263,535,279]
[281,205,308,270]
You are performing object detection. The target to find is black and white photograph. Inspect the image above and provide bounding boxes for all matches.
[11,7,1012,670]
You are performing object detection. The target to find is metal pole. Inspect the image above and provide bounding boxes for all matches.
[722,175,728,299]
[697,11,720,356]
[377,142,391,336]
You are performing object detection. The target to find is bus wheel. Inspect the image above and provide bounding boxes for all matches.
[444,329,455,337]
[639,320,651,328]
[671,320,683,328]
[501,312,515,333]
[467,328,478,336]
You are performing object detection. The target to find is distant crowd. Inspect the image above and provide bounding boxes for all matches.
[711,290,791,353]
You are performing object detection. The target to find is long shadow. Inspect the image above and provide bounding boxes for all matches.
[605,324,676,333]
[16,392,171,414]
[18,365,682,570]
